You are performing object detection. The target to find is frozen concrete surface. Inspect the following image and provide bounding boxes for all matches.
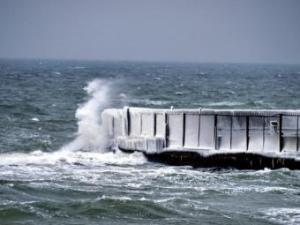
[102,107,300,169]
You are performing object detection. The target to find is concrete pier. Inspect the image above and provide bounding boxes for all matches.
[102,107,300,169]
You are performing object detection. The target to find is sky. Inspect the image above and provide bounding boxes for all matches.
[0,0,300,63]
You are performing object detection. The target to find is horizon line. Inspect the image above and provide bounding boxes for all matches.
[0,56,300,66]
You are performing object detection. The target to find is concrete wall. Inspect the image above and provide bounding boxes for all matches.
[102,107,300,154]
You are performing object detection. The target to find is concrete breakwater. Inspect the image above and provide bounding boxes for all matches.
[102,107,300,169]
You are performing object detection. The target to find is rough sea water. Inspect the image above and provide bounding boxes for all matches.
[1,59,300,225]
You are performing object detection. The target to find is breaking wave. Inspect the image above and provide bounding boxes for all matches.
[60,79,110,152]
[0,149,146,167]
[0,79,146,167]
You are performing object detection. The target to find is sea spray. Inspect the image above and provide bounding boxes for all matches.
[57,78,146,164]
[0,79,146,166]
[60,79,110,152]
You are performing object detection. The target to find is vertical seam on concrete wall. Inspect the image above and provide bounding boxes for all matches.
[214,114,218,150]
[125,107,130,136]
[230,116,233,150]
[198,112,201,148]
[263,116,265,151]
[165,113,169,148]
[246,116,249,151]
[297,116,299,152]
[154,113,157,137]
[279,114,282,152]
[182,113,186,147]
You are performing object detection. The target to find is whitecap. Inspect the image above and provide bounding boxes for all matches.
[119,93,127,98]
[71,66,86,69]
[0,149,146,167]
[206,101,244,107]
[262,207,300,225]
[129,99,169,106]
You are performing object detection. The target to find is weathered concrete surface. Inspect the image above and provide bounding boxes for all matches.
[102,107,300,169]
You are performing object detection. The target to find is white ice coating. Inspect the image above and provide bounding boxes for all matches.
[105,107,300,159]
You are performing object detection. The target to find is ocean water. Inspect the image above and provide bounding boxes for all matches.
[1,59,300,225]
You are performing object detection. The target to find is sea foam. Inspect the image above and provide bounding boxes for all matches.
[0,79,146,167]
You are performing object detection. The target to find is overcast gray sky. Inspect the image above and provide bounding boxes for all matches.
[0,0,300,63]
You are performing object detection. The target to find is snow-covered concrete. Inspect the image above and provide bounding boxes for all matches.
[102,107,300,165]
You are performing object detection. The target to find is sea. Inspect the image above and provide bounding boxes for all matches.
[1,59,300,225]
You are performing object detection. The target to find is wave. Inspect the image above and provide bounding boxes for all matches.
[0,79,146,167]
[70,66,86,69]
[206,101,245,107]
[0,149,146,167]
[262,207,300,225]
[128,98,170,106]
[60,79,110,152]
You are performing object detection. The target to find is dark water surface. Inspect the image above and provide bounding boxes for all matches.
[1,59,300,225]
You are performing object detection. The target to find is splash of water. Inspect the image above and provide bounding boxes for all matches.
[0,79,147,166]
[60,79,110,152]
